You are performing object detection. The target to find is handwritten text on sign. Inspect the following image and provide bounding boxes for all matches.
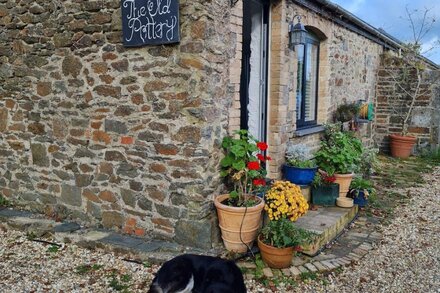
[121,0,180,47]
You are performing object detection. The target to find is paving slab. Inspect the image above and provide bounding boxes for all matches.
[99,232,146,249]
[53,222,81,233]
[0,208,33,218]
[290,266,301,276]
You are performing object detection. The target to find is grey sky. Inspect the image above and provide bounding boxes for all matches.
[330,0,440,64]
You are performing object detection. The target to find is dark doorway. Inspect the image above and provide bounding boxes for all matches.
[240,0,270,142]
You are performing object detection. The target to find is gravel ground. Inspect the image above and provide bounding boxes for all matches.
[297,167,440,293]
[0,168,439,292]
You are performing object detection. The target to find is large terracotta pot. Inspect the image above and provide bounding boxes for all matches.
[334,173,354,198]
[214,194,264,253]
[257,235,294,269]
[390,134,417,159]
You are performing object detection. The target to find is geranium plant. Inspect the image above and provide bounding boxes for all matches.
[261,181,312,248]
[312,172,336,188]
[315,124,363,174]
[220,130,270,206]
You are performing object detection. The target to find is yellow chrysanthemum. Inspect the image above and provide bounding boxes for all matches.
[264,180,308,222]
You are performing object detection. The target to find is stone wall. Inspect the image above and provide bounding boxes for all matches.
[375,55,440,152]
[0,0,236,248]
[267,1,382,178]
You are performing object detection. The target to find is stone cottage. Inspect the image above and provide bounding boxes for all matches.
[0,0,438,249]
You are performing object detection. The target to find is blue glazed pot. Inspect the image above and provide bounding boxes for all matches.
[349,189,369,207]
[283,164,317,185]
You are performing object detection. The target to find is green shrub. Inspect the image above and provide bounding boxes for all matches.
[315,125,363,174]
[260,218,315,248]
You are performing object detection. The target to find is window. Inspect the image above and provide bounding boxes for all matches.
[296,32,319,129]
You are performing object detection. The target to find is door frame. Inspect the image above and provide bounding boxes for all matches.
[240,0,270,142]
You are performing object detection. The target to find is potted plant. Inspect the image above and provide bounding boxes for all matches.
[311,172,339,206]
[258,181,312,268]
[214,130,270,252]
[315,124,363,198]
[348,177,375,207]
[283,144,317,185]
[383,10,440,159]
[334,102,360,123]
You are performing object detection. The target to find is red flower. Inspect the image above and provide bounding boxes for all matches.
[247,161,260,170]
[253,179,266,186]
[323,175,336,184]
[257,142,268,151]
[266,156,272,161]
[293,245,303,252]
[256,154,265,161]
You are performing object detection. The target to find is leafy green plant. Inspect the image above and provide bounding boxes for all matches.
[254,254,265,279]
[260,218,315,248]
[47,245,60,253]
[26,231,37,241]
[359,147,379,178]
[333,102,360,122]
[311,172,336,188]
[272,274,297,287]
[75,264,103,275]
[349,177,375,199]
[300,271,318,281]
[0,195,9,206]
[285,144,317,168]
[315,125,363,174]
[350,177,373,190]
[420,147,440,164]
[220,129,269,206]
[287,159,316,168]
[108,272,131,292]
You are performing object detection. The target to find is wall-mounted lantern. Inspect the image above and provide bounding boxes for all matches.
[289,15,308,49]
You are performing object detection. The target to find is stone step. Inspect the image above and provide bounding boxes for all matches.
[293,205,358,256]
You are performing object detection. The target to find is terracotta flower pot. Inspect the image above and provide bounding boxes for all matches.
[334,173,354,198]
[214,194,264,253]
[257,235,294,269]
[390,134,417,159]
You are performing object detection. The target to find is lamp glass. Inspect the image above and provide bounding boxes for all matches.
[290,22,307,46]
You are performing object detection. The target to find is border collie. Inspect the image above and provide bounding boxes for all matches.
[148,254,247,293]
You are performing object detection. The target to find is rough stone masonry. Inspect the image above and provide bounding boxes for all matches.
[0,0,236,248]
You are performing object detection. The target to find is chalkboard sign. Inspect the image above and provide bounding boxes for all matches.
[121,0,180,47]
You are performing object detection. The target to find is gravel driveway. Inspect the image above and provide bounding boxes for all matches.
[1,168,439,292]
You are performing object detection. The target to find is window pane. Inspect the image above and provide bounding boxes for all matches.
[296,45,305,121]
[304,43,318,122]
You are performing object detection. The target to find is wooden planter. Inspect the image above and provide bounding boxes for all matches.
[214,194,264,253]
[390,134,416,159]
[257,235,294,269]
[311,183,339,206]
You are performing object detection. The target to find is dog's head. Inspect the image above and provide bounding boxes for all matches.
[148,256,194,293]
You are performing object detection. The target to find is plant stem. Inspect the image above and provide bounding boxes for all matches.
[402,67,422,136]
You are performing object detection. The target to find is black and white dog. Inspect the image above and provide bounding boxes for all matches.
[148,254,247,293]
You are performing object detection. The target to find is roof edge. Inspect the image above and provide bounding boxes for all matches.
[290,0,440,69]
